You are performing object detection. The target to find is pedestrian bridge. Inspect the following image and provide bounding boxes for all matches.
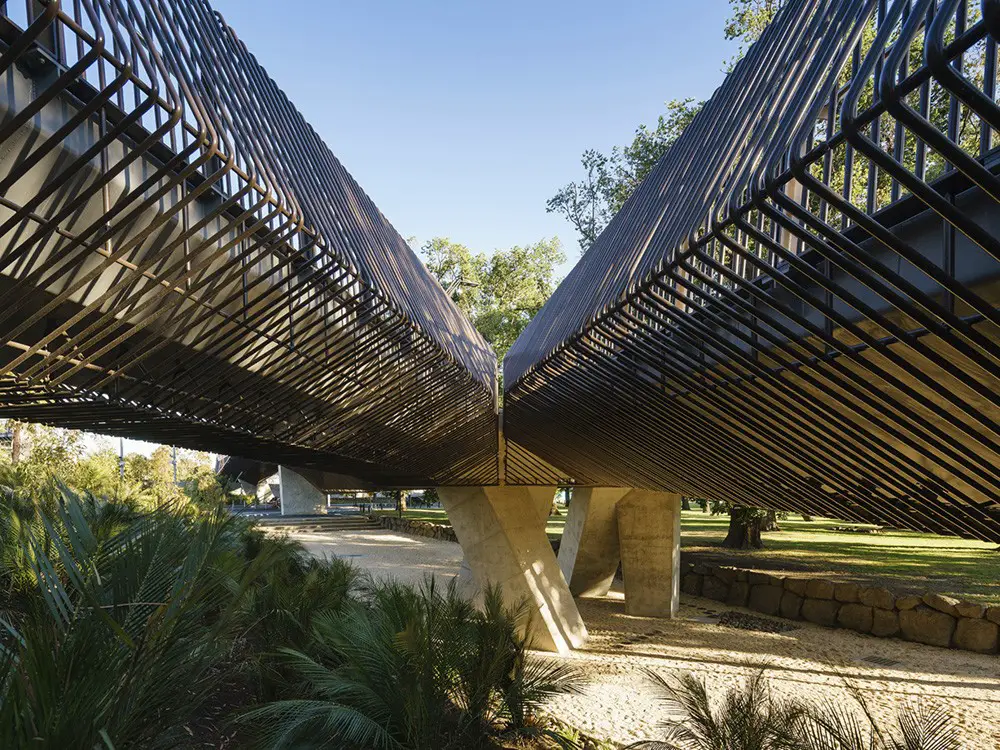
[507,0,1000,543]
[2,0,999,651]
[0,0,499,487]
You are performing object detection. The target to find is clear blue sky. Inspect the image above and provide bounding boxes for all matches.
[210,0,740,272]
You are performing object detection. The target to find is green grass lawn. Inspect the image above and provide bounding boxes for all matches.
[379,507,999,603]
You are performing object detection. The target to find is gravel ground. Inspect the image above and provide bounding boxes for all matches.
[292,527,464,588]
[291,528,1000,749]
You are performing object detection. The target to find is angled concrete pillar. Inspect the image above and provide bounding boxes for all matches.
[558,487,630,597]
[617,490,681,617]
[439,485,587,654]
[278,465,327,516]
[455,486,556,598]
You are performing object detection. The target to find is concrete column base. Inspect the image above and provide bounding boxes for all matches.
[617,490,681,617]
[278,465,327,516]
[558,487,630,597]
[439,485,587,654]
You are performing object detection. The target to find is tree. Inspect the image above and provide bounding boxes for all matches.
[723,0,785,66]
[421,237,565,365]
[421,237,482,318]
[545,149,612,251]
[546,99,702,253]
[723,506,768,549]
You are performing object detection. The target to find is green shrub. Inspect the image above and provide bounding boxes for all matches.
[630,665,961,750]
[242,579,583,749]
[0,485,280,748]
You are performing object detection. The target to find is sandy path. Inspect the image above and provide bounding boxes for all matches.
[290,528,1000,749]
[292,527,464,588]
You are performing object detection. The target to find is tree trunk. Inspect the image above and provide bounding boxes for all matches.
[722,509,764,549]
[762,508,780,532]
[681,497,691,511]
[10,422,21,464]
[702,498,709,513]
[396,490,405,517]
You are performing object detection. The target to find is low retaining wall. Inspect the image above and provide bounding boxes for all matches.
[373,515,458,543]
[682,563,999,654]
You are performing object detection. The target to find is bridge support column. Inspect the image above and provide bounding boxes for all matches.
[438,486,587,654]
[617,490,681,617]
[558,487,630,597]
[278,465,327,516]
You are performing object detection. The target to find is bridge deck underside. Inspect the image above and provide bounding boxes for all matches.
[505,0,1000,541]
[0,1,498,487]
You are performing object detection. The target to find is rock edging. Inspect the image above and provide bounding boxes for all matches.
[372,515,459,543]
[681,563,999,654]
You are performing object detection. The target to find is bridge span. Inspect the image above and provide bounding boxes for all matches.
[0,0,498,487]
[507,0,1000,544]
[2,0,999,653]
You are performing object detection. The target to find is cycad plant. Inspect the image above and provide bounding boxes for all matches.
[243,578,583,750]
[0,485,279,749]
[798,685,961,750]
[628,666,961,750]
[627,665,809,750]
[238,533,362,695]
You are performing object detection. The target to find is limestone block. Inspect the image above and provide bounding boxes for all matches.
[784,578,808,596]
[715,567,739,585]
[986,606,1000,625]
[801,598,840,627]
[872,608,900,637]
[702,576,729,602]
[954,602,985,619]
[749,572,783,587]
[895,595,921,611]
[780,591,802,619]
[557,487,629,597]
[954,618,998,654]
[805,579,835,600]
[837,603,874,633]
[681,573,703,597]
[859,586,895,610]
[748,585,783,616]
[899,606,956,648]
[726,581,750,607]
[922,592,960,616]
[617,490,681,617]
[834,582,860,603]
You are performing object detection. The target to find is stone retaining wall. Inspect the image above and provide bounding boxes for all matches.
[373,515,458,543]
[682,563,999,654]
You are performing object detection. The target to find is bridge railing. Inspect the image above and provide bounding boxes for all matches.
[0,0,499,485]
[505,0,1000,541]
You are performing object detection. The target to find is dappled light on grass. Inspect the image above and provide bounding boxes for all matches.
[678,513,1000,602]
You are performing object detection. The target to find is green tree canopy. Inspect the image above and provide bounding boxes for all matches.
[548,1,784,252]
[421,237,565,366]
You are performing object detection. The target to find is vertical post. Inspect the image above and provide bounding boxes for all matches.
[10,422,22,464]
[617,490,682,617]
[557,487,630,597]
